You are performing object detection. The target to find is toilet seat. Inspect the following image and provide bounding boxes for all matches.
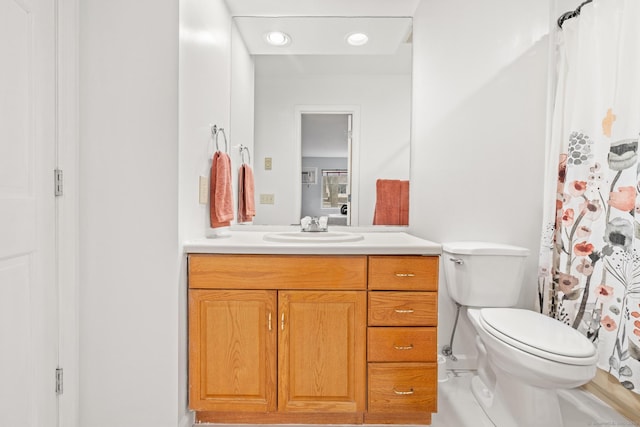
[479,308,597,366]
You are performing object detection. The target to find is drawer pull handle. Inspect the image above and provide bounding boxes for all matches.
[394,309,414,314]
[394,344,414,350]
[393,388,414,395]
[395,273,416,277]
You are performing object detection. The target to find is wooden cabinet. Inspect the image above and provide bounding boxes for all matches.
[367,363,437,413]
[188,290,277,412]
[187,253,438,425]
[365,256,439,425]
[188,254,367,289]
[368,327,436,362]
[278,291,366,413]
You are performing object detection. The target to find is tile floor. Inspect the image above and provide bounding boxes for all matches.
[433,369,634,427]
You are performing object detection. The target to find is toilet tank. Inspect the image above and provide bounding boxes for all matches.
[442,241,530,307]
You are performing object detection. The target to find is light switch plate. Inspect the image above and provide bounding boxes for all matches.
[264,157,272,170]
[260,194,275,204]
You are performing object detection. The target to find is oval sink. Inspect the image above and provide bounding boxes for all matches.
[263,231,364,243]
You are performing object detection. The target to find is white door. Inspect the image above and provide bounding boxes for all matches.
[0,0,59,426]
[346,113,353,226]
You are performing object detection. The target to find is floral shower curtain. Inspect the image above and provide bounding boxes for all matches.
[538,0,640,393]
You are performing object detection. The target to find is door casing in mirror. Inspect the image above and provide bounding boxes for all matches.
[297,107,359,226]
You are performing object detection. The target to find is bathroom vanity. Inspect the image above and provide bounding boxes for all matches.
[185,230,441,425]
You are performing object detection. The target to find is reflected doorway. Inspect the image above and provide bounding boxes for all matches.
[300,113,353,226]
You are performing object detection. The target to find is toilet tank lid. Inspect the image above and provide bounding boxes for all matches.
[442,241,530,256]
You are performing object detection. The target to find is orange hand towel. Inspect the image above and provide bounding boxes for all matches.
[373,179,409,225]
[238,163,256,223]
[209,151,234,228]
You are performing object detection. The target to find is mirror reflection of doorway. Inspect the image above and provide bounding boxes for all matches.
[300,113,352,225]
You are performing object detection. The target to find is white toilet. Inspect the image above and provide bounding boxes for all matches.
[442,241,598,427]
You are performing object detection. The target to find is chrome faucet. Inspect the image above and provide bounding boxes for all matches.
[308,217,320,231]
[301,216,328,232]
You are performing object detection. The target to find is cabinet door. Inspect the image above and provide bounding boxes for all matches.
[278,291,366,413]
[189,290,277,412]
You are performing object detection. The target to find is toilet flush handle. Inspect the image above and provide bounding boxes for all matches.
[449,257,463,265]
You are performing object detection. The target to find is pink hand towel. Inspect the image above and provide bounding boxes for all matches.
[238,163,256,223]
[373,179,409,225]
[209,151,234,228]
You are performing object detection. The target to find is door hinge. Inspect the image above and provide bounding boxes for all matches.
[55,368,63,395]
[54,169,63,196]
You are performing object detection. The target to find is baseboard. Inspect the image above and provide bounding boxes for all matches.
[178,412,194,427]
[581,368,640,425]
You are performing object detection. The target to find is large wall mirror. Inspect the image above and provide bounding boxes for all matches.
[230,16,412,226]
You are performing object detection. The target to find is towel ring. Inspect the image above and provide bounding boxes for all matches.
[240,145,251,165]
[211,125,228,153]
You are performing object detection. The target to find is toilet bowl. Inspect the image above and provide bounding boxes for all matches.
[473,308,597,387]
[443,242,598,427]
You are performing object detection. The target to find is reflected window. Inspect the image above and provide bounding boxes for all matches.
[322,169,348,208]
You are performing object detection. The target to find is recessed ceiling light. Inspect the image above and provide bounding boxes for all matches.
[264,31,291,47]
[346,32,369,46]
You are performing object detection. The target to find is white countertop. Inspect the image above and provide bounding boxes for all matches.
[183,227,441,255]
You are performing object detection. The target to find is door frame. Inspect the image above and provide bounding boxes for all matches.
[294,105,360,226]
[56,0,80,425]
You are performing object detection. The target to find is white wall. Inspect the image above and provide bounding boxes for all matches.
[178,7,254,240]
[178,0,247,424]
[409,0,550,366]
[253,73,411,226]
[79,1,179,426]
[230,22,256,216]
[179,0,231,240]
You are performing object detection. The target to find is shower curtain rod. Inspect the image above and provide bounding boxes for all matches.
[557,0,593,28]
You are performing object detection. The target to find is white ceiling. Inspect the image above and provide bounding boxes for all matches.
[223,0,421,17]
[235,16,412,55]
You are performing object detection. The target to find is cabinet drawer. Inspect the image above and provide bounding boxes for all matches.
[189,254,367,289]
[368,363,437,413]
[368,328,436,362]
[368,256,438,291]
[368,292,437,326]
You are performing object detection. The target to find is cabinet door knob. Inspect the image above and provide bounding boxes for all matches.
[395,273,416,277]
[268,312,272,331]
[281,313,285,331]
[393,388,414,395]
